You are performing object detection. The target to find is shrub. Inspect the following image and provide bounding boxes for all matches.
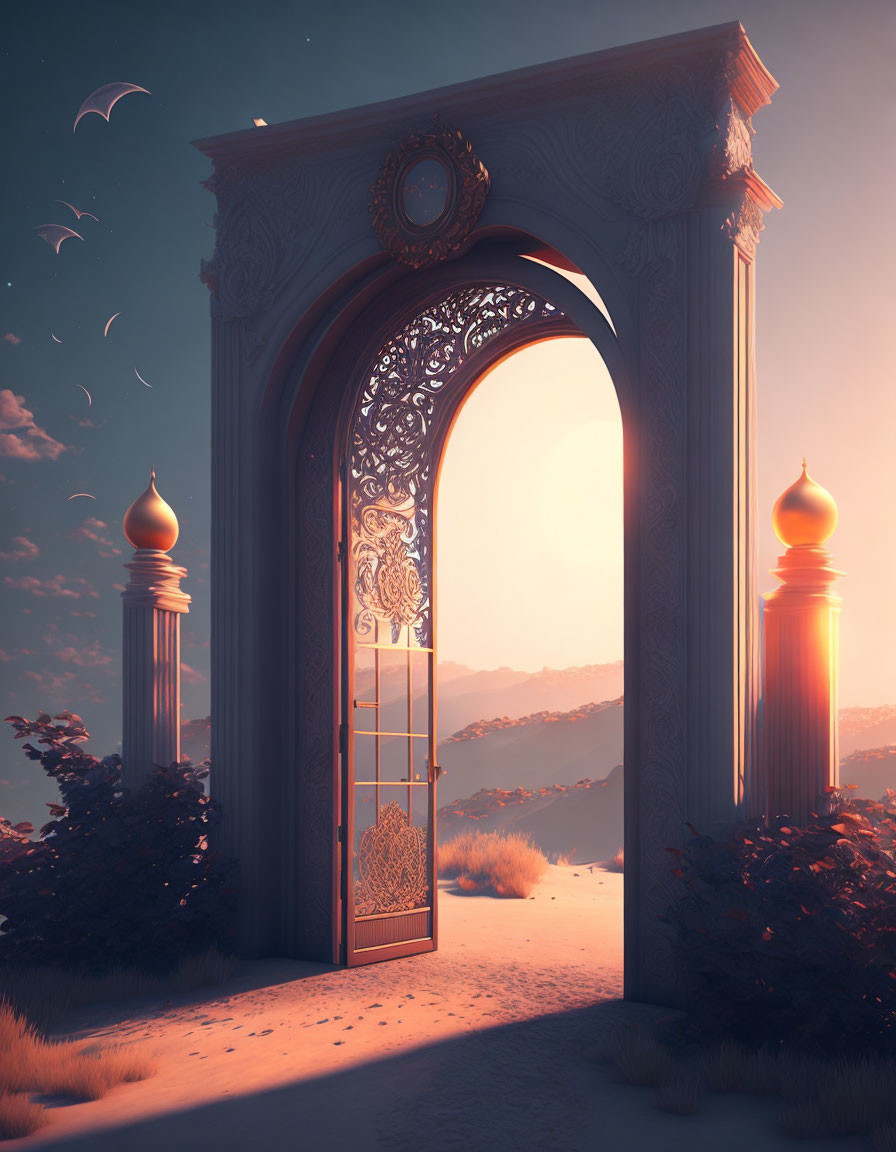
[663,789,896,1054]
[0,712,235,974]
[439,830,547,897]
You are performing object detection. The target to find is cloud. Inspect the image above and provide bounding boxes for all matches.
[0,389,67,460]
[180,662,207,684]
[68,517,121,556]
[0,535,38,561]
[0,647,38,661]
[3,333,21,345]
[4,574,99,599]
[55,641,113,668]
[22,668,77,695]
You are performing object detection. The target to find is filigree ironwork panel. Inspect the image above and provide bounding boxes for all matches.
[348,284,558,647]
[355,801,428,916]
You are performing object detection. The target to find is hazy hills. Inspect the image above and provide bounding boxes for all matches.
[438,767,624,866]
[437,698,623,807]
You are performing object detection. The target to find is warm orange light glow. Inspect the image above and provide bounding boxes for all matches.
[437,338,622,672]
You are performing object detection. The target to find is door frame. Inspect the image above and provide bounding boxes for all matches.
[335,297,588,966]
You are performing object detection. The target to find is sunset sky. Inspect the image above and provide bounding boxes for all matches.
[1,0,894,821]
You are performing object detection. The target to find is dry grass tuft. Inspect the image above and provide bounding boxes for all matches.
[171,947,236,993]
[439,830,547,898]
[0,1000,155,1103]
[701,1041,781,1096]
[0,948,234,1031]
[0,1092,47,1140]
[612,1029,676,1088]
[814,1056,896,1136]
[779,1103,830,1140]
[600,847,624,873]
[606,1022,896,1145]
[873,1120,896,1152]
[655,1072,702,1116]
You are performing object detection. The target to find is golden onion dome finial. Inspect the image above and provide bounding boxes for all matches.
[772,459,837,548]
[123,467,179,552]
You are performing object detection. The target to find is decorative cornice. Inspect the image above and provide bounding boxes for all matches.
[193,22,775,165]
[196,22,781,317]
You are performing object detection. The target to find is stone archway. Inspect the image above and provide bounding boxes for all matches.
[194,21,779,1006]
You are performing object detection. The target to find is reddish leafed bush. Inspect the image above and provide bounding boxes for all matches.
[664,788,896,1054]
[0,712,235,974]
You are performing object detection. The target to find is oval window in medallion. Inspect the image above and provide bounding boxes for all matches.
[399,156,450,228]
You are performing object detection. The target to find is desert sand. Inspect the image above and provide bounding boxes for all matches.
[8,868,862,1151]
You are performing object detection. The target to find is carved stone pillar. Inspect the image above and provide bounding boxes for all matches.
[753,463,842,823]
[121,473,190,790]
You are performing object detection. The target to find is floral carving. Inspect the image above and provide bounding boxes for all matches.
[354,500,423,643]
[711,97,754,178]
[370,122,489,268]
[355,801,428,916]
[620,95,703,222]
[724,198,765,255]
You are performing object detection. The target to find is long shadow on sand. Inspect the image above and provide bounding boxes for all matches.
[35,999,861,1152]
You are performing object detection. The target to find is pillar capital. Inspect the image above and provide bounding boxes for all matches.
[121,548,191,614]
[765,543,844,602]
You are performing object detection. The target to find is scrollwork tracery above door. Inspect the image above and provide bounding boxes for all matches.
[348,284,562,649]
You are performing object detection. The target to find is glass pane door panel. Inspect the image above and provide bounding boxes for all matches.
[408,648,429,732]
[380,732,412,782]
[412,736,429,784]
[353,732,377,783]
[353,645,376,706]
[352,785,378,893]
[378,645,410,722]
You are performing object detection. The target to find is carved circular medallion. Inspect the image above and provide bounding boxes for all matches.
[370,122,489,269]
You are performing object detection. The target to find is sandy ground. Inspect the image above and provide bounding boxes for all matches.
[8,867,863,1152]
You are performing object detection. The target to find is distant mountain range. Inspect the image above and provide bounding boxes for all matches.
[182,671,896,806]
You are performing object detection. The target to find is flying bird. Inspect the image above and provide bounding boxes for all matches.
[67,493,96,501]
[34,224,83,254]
[134,366,152,388]
[74,384,92,407]
[56,200,99,222]
[51,333,62,343]
[104,312,120,338]
[73,83,150,132]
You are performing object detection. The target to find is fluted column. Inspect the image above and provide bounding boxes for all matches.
[753,463,842,823]
[121,550,191,789]
[120,470,191,791]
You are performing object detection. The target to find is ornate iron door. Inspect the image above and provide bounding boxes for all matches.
[342,469,437,964]
[340,285,561,964]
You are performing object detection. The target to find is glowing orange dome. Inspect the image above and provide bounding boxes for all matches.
[772,459,837,548]
[123,468,179,551]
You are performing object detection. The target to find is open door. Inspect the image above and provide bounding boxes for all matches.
[341,473,438,965]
